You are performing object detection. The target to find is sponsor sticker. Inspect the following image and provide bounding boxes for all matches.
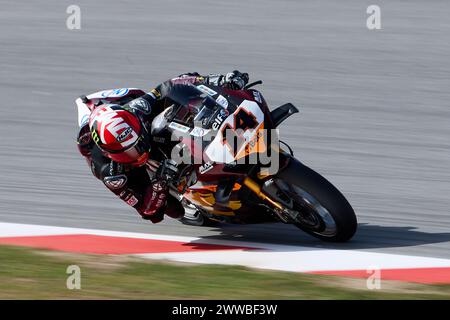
[190,127,210,137]
[101,88,130,98]
[212,109,229,130]
[116,127,133,142]
[196,85,217,96]
[126,196,139,207]
[253,91,262,103]
[169,122,191,133]
[216,95,229,109]
[199,161,214,174]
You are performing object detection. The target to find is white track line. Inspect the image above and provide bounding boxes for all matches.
[135,250,450,273]
[1,222,450,273]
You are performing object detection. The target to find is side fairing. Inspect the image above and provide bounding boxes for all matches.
[75,97,91,128]
[205,99,265,163]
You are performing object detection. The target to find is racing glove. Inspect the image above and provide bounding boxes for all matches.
[138,183,167,223]
[224,70,249,90]
[137,159,179,222]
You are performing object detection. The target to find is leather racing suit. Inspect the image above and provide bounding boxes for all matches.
[76,71,249,223]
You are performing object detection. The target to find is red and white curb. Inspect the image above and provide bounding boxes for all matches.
[1,222,450,284]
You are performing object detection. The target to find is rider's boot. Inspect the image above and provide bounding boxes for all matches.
[180,201,206,226]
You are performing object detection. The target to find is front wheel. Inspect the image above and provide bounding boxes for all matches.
[267,157,357,242]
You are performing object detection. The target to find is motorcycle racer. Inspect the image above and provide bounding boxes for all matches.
[76,71,249,223]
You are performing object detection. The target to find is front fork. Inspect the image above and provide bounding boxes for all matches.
[242,177,293,223]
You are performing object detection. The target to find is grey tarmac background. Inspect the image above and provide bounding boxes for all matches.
[1,0,450,259]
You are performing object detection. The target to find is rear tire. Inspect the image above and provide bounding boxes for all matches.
[273,157,357,242]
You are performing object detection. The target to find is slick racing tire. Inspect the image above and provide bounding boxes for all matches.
[273,156,357,242]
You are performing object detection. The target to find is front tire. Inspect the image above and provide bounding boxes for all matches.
[272,157,357,242]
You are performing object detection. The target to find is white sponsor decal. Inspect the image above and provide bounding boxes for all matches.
[199,161,214,174]
[169,122,191,133]
[86,88,140,101]
[215,95,228,109]
[253,91,262,103]
[212,109,229,131]
[190,127,210,137]
[101,88,129,98]
[196,85,217,96]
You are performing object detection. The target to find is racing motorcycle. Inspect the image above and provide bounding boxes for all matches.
[76,81,357,242]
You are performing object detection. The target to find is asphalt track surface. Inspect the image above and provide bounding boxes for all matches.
[0,1,449,259]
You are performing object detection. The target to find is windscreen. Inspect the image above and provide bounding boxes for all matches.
[166,84,223,128]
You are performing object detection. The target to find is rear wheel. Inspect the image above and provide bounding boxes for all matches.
[267,157,357,242]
